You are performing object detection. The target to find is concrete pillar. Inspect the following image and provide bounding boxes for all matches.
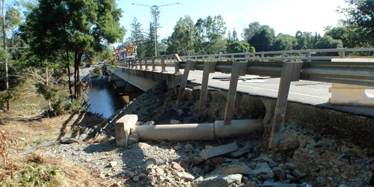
[115,115,138,147]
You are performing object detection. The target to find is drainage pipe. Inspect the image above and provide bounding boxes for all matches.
[115,115,263,147]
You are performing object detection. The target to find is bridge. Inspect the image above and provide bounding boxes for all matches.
[109,47,374,149]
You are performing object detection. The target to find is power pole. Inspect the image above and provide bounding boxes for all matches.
[132,3,179,57]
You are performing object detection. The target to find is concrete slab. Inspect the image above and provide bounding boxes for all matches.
[199,142,239,160]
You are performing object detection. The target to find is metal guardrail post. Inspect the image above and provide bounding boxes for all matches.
[223,62,247,125]
[307,52,311,62]
[145,59,148,70]
[177,61,196,106]
[162,56,166,72]
[152,57,156,72]
[261,52,265,62]
[199,61,216,113]
[139,58,142,70]
[340,50,345,57]
[268,62,302,148]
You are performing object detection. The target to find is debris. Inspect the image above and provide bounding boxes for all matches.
[199,142,239,160]
[220,164,253,175]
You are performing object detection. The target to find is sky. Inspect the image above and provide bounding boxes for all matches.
[118,0,349,41]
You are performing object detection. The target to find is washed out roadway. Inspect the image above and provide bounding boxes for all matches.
[155,66,374,117]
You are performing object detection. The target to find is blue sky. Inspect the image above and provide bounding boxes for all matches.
[118,0,349,41]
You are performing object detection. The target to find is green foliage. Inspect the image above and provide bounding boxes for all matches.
[100,47,113,61]
[126,17,145,57]
[0,48,9,61]
[242,22,274,41]
[35,83,56,102]
[0,91,14,111]
[109,57,117,66]
[249,28,275,52]
[340,0,374,47]
[143,22,158,57]
[273,33,298,51]
[227,41,255,53]
[195,15,227,54]
[63,98,83,114]
[90,69,103,79]
[11,165,60,186]
[168,16,196,56]
[22,0,125,98]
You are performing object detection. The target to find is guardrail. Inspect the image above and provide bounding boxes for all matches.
[116,47,374,149]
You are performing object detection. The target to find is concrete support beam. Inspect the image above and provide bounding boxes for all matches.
[137,123,215,142]
[115,115,264,148]
[115,115,138,147]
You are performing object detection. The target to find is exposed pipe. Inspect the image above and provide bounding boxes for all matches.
[115,115,264,147]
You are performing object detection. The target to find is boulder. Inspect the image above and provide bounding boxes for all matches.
[192,174,242,187]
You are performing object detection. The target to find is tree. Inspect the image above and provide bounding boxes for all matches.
[22,0,125,98]
[242,22,273,41]
[249,28,274,51]
[127,17,145,57]
[324,26,350,47]
[341,0,374,46]
[195,15,227,54]
[315,35,343,49]
[273,33,297,51]
[227,41,255,53]
[168,16,196,56]
[143,22,157,57]
[227,29,232,43]
[232,28,238,41]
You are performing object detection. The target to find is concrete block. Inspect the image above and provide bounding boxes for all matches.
[199,142,239,160]
[329,83,374,106]
[221,164,253,175]
[115,115,138,147]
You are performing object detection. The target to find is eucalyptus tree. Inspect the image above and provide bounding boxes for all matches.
[144,23,157,57]
[195,15,227,54]
[22,0,125,98]
[127,17,145,57]
[168,15,196,56]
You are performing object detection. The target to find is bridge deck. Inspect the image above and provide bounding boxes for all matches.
[156,67,374,117]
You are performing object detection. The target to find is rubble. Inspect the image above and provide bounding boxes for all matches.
[199,142,239,160]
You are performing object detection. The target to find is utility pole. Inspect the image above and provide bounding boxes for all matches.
[132,3,179,57]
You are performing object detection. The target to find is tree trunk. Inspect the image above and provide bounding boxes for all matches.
[46,67,53,111]
[66,48,72,96]
[2,0,9,111]
[74,52,77,98]
[76,53,82,98]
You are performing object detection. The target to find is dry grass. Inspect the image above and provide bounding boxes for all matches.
[0,112,106,186]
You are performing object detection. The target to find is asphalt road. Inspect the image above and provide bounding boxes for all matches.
[157,67,374,117]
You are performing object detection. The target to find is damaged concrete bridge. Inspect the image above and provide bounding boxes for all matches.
[109,48,374,149]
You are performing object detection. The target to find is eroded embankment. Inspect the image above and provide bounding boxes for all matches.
[85,80,374,187]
